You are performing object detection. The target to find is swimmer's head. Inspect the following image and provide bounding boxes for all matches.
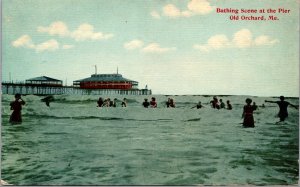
[15,93,21,99]
[246,98,252,104]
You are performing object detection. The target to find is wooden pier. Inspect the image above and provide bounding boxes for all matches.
[1,82,152,95]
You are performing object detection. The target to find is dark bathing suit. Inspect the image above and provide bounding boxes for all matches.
[10,100,25,124]
[243,105,255,128]
[276,101,290,121]
[143,101,150,108]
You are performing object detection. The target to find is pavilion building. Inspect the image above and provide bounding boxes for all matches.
[73,73,138,90]
[25,76,63,87]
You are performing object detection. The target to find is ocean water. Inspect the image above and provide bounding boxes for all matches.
[1,94,299,185]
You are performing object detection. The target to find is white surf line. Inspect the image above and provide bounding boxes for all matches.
[1,179,12,185]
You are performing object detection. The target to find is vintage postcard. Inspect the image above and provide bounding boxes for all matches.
[1,0,299,185]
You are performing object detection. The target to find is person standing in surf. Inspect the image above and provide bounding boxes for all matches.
[142,98,150,108]
[108,98,114,107]
[226,100,232,110]
[252,102,258,111]
[112,98,117,107]
[265,96,298,122]
[242,98,255,128]
[219,99,225,109]
[169,98,175,108]
[210,96,220,109]
[97,97,104,107]
[191,101,204,109]
[121,98,127,107]
[166,98,171,108]
[9,93,26,124]
[150,97,157,108]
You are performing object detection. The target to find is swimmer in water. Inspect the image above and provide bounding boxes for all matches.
[191,101,204,109]
[142,98,150,108]
[150,97,157,108]
[9,93,26,124]
[265,96,298,122]
[242,98,255,128]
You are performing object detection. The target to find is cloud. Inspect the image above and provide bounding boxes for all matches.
[163,4,181,18]
[14,22,114,53]
[124,40,175,53]
[154,0,214,19]
[207,35,230,49]
[124,40,144,50]
[37,21,70,37]
[194,29,279,52]
[254,35,279,46]
[11,35,73,52]
[35,39,59,52]
[142,43,176,53]
[193,34,230,52]
[150,10,161,19]
[233,29,253,48]
[70,23,114,41]
[187,0,214,15]
[193,44,210,52]
[37,21,114,41]
[62,44,74,49]
[11,35,35,49]
[181,11,193,17]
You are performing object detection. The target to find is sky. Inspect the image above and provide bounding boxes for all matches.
[2,0,299,97]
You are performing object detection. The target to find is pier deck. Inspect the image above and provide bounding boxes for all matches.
[1,82,152,95]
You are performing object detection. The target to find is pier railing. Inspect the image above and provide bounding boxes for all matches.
[1,82,152,95]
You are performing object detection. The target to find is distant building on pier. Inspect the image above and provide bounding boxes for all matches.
[73,73,138,90]
[2,73,151,95]
[25,76,63,87]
